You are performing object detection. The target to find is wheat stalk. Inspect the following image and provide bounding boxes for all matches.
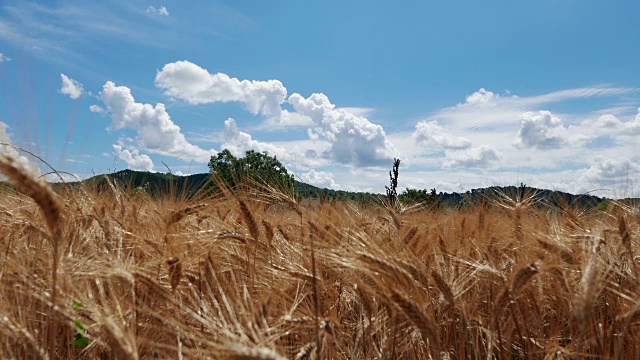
[167,257,183,292]
[0,154,63,358]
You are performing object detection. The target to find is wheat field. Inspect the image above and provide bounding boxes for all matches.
[0,154,639,359]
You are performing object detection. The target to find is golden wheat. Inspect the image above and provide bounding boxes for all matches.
[0,170,638,358]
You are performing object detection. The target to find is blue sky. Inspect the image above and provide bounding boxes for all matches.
[0,0,639,197]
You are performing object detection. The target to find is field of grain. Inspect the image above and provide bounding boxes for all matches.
[0,154,639,359]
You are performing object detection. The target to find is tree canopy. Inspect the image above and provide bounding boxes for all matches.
[208,149,294,190]
[399,188,440,209]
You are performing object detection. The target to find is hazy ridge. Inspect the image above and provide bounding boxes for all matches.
[63,169,638,208]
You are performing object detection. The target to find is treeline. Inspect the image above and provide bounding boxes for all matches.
[293,181,382,203]
[58,169,629,211]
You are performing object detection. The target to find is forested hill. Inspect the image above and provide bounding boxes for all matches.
[77,170,212,198]
[61,169,635,209]
[66,169,382,202]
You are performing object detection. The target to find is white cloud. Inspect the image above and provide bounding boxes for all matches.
[146,6,169,16]
[154,64,394,170]
[0,121,34,171]
[269,138,332,170]
[337,107,376,117]
[632,108,640,134]
[288,92,396,167]
[65,158,85,164]
[99,81,215,162]
[580,158,640,190]
[414,120,472,150]
[523,87,633,106]
[463,88,498,106]
[257,110,313,130]
[514,111,567,150]
[298,169,341,190]
[155,61,287,116]
[591,114,624,129]
[588,108,640,136]
[427,86,635,133]
[221,118,290,160]
[89,104,105,114]
[60,73,84,99]
[113,143,155,172]
[0,53,10,62]
[442,145,501,169]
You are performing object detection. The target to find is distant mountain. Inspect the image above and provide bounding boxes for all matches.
[59,170,636,209]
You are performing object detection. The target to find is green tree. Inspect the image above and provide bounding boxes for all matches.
[596,200,608,212]
[208,149,294,190]
[399,188,429,204]
[399,187,440,210]
[208,149,238,187]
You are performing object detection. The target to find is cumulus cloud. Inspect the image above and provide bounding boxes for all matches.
[589,109,640,136]
[337,107,376,117]
[288,92,395,167]
[0,122,33,170]
[580,158,640,188]
[257,110,313,130]
[99,81,214,162]
[155,61,287,116]
[60,74,84,100]
[442,145,501,169]
[89,105,105,114]
[413,121,472,150]
[514,111,568,150]
[592,114,623,129]
[463,88,499,106]
[222,118,290,160]
[146,6,169,16]
[299,169,341,190]
[263,138,331,170]
[0,53,10,62]
[113,143,155,172]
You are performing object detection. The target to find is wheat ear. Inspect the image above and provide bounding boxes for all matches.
[0,154,62,359]
[389,289,441,356]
